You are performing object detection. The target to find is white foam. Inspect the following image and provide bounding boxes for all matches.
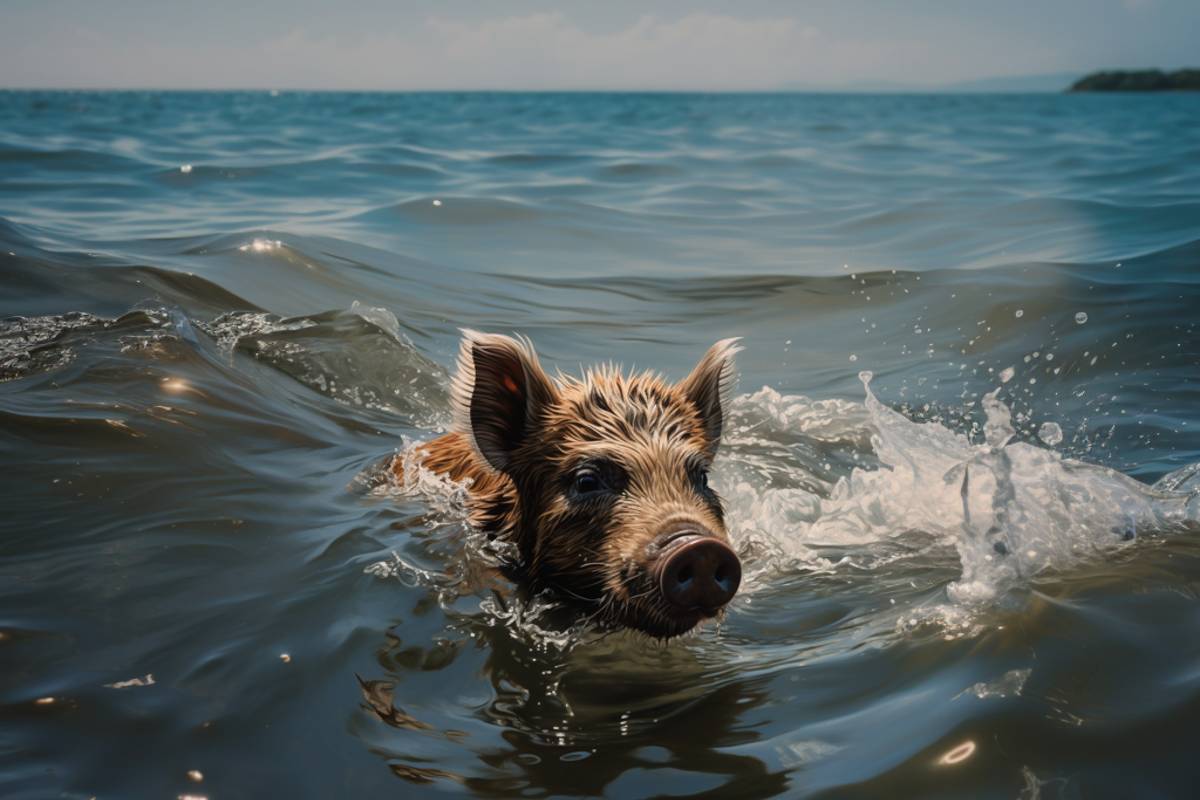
[714,373,1200,611]
[238,238,282,253]
[197,310,316,355]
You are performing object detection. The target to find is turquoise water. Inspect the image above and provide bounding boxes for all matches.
[2,90,1200,798]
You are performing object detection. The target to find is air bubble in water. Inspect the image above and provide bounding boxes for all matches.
[1014,309,1024,318]
[1075,312,1088,325]
[998,366,1015,383]
[848,354,858,362]
[1038,422,1063,446]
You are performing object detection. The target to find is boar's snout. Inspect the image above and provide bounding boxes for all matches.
[652,529,741,615]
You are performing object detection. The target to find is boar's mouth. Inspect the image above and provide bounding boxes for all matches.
[529,533,740,640]
[595,567,732,640]
[529,569,720,640]
[609,599,725,640]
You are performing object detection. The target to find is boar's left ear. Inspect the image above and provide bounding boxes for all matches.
[678,338,742,460]
[451,330,557,472]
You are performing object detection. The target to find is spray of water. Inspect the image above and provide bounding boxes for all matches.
[720,372,1200,609]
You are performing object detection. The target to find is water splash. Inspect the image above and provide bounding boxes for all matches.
[956,668,1031,701]
[0,311,101,380]
[0,309,177,382]
[198,310,316,355]
[718,373,1200,613]
[1038,421,1063,446]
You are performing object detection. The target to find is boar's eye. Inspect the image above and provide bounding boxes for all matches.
[573,468,604,495]
[689,463,712,495]
[568,460,626,499]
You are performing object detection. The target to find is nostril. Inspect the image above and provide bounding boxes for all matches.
[656,537,742,612]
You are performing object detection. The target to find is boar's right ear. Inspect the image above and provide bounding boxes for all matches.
[451,330,557,472]
[678,337,742,460]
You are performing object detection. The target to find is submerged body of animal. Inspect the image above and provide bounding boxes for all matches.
[393,331,743,638]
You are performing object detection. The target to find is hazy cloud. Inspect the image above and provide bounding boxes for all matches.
[0,5,1191,90]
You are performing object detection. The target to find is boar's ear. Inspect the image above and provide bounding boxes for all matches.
[677,338,741,460]
[451,330,557,472]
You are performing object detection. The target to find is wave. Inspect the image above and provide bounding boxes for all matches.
[356,196,550,226]
[0,298,449,432]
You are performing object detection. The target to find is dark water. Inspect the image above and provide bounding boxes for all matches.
[2,90,1200,799]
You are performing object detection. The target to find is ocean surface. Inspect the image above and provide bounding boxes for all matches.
[2,90,1200,799]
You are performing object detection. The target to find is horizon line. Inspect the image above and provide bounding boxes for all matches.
[0,85,1077,95]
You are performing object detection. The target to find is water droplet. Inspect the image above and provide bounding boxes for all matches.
[1074,312,1088,325]
[431,199,442,207]
[1014,309,1024,319]
[179,164,193,174]
[998,366,1015,383]
[848,353,858,362]
[1038,422,1063,446]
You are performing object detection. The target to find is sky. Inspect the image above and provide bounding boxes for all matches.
[1,0,1197,91]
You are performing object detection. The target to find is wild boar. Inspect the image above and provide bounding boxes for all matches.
[396,331,742,638]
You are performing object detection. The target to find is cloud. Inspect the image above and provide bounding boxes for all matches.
[1,11,1062,90]
[258,12,825,90]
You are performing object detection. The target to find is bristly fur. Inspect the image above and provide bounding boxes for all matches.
[399,332,741,638]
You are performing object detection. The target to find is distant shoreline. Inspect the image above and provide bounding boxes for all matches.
[1069,69,1200,92]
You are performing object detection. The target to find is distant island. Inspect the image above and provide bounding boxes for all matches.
[1069,69,1200,92]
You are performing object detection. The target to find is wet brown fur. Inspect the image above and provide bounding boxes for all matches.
[394,332,740,638]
